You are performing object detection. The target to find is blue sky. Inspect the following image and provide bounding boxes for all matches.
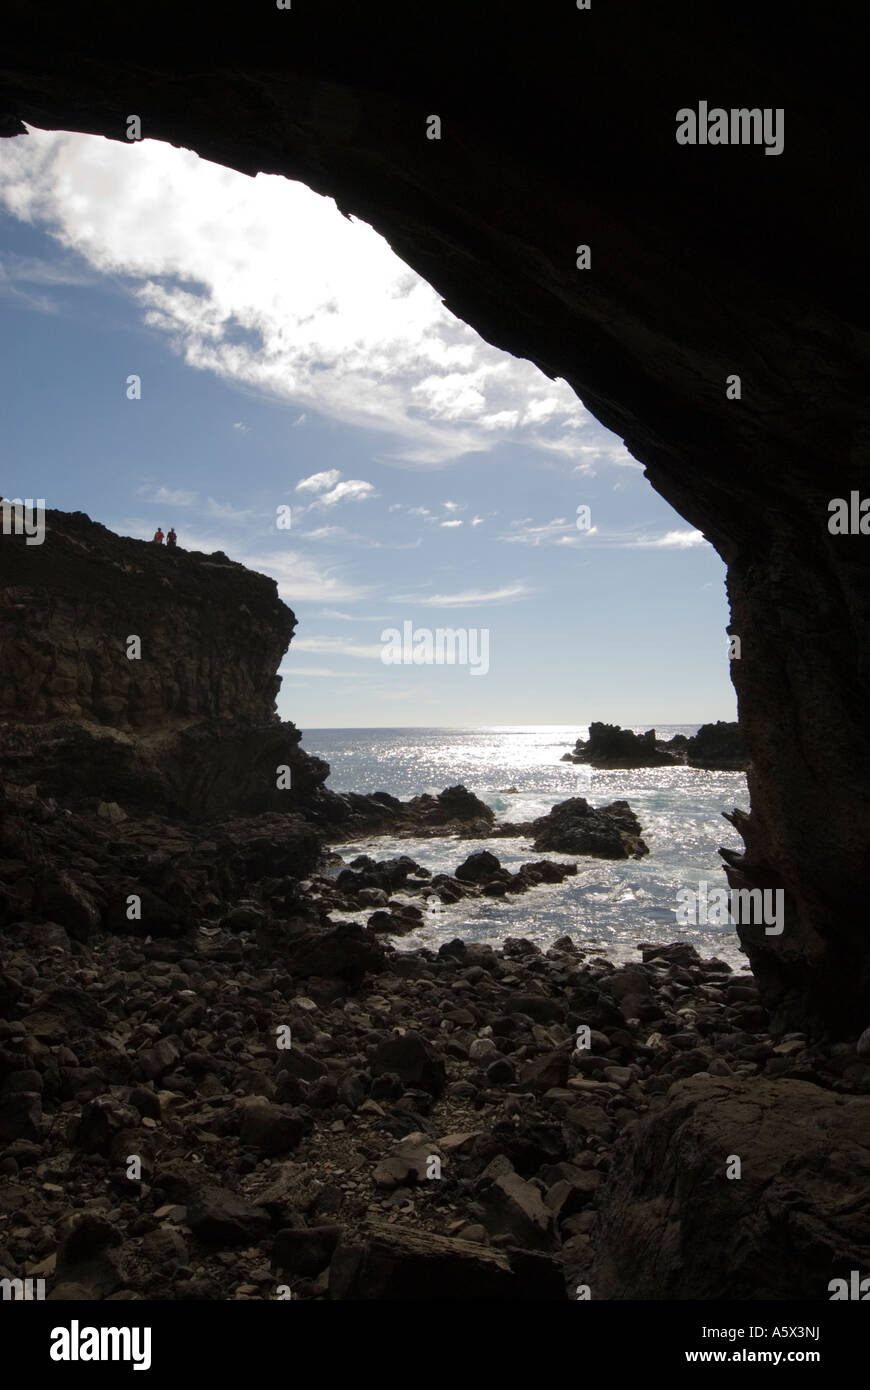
[0,127,736,729]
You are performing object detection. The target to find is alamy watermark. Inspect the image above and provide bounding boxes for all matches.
[50,1321,151,1370]
[829,1271,870,1299]
[0,498,45,545]
[381,621,489,676]
[828,493,870,534]
[1,1277,45,1300]
[676,103,784,156]
[675,881,784,935]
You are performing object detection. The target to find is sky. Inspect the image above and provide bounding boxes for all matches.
[0,126,737,729]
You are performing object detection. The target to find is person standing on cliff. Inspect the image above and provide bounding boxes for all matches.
[152,527,164,544]
[166,526,177,548]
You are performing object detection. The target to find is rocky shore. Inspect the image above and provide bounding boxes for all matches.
[2,511,868,1301]
[4,876,868,1300]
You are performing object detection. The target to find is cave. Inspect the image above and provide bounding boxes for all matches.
[2,2,868,1041]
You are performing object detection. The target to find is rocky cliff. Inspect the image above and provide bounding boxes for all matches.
[0,510,328,819]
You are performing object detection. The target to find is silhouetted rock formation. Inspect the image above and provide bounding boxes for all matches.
[564,723,681,769]
[0,510,328,819]
[563,721,747,772]
[681,720,747,771]
[496,797,649,860]
[307,784,497,841]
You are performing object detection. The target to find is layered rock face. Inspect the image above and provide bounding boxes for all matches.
[0,510,328,818]
[2,5,869,1029]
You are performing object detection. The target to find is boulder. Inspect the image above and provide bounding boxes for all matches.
[370,1033,446,1098]
[283,922,386,985]
[186,1184,270,1247]
[590,1075,870,1299]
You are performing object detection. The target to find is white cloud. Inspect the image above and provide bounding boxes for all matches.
[294,471,374,508]
[291,636,384,659]
[296,470,342,494]
[628,529,708,549]
[277,665,360,678]
[300,525,348,541]
[232,421,249,432]
[316,479,375,507]
[501,520,707,550]
[394,583,531,607]
[293,413,307,427]
[501,518,583,546]
[254,549,371,603]
[0,128,612,468]
[440,519,463,528]
[139,484,198,507]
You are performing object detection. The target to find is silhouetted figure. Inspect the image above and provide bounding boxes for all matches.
[152,527,164,544]
[166,527,177,548]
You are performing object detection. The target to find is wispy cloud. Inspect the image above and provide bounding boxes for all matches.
[295,470,375,509]
[393,583,532,608]
[291,636,384,659]
[315,479,376,507]
[296,470,342,494]
[501,517,592,546]
[137,484,198,507]
[299,525,349,541]
[624,529,707,549]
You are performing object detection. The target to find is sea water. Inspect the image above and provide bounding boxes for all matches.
[303,725,749,968]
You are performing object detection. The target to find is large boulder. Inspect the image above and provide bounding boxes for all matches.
[588,1075,870,1300]
[528,798,648,860]
[283,922,387,985]
[370,1033,446,1097]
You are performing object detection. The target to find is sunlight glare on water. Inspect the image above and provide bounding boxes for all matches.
[305,725,750,967]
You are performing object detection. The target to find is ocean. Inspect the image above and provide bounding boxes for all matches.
[302,725,750,969]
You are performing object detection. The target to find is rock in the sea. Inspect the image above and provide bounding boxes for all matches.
[563,720,747,772]
[455,849,504,883]
[567,723,680,768]
[526,798,648,859]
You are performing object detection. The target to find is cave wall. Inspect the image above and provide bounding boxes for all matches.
[2,2,869,1030]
